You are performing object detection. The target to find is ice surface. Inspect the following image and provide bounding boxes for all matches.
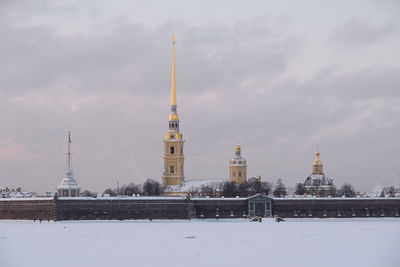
[0,218,399,267]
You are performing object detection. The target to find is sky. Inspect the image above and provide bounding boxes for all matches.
[0,0,399,194]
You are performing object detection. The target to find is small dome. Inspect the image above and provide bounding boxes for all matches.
[235,144,241,152]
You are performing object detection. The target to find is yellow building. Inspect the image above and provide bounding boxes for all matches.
[162,35,185,186]
[229,143,247,184]
[312,149,324,175]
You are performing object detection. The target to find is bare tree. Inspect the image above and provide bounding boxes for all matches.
[261,181,272,195]
[383,186,396,197]
[222,181,238,197]
[295,183,305,196]
[338,183,356,197]
[273,179,287,197]
[237,181,250,197]
[103,188,117,196]
[142,178,163,196]
[200,185,216,197]
[119,183,142,196]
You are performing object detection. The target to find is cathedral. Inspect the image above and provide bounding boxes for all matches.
[303,147,335,196]
[161,36,249,195]
[162,36,185,193]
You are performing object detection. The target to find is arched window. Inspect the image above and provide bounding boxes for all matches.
[170,146,175,154]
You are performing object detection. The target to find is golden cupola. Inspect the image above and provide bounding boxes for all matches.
[312,147,324,175]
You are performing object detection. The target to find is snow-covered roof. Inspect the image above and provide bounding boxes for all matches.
[57,169,80,190]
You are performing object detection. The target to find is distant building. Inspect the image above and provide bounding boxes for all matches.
[56,132,80,197]
[0,187,38,198]
[162,35,185,189]
[303,147,335,196]
[230,143,247,184]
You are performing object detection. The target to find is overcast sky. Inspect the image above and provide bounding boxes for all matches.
[0,0,399,194]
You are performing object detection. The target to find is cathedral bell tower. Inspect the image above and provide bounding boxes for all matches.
[162,35,185,186]
[229,142,247,184]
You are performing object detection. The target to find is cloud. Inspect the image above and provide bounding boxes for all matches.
[332,17,399,48]
[0,1,399,193]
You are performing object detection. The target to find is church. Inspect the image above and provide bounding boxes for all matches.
[302,147,335,196]
[161,36,251,195]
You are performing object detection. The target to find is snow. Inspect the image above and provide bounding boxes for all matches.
[1,218,399,267]
[0,197,53,201]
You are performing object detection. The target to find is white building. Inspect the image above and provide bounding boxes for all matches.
[57,132,80,197]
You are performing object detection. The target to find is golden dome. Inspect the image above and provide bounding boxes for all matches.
[235,144,241,152]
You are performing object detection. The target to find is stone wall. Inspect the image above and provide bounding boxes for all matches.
[274,198,400,218]
[0,199,55,220]
[1,197,400,221]
[193,198,247,218]
[55,198,193,220]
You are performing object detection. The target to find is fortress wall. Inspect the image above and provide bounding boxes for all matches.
[193,199,247,218]
[273,198,400,218]
[1,197,400,220]
[55,198,192,220]
[0,199,55,220]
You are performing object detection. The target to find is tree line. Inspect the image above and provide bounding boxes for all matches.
[81,178,398,198]
[81,178,164,198]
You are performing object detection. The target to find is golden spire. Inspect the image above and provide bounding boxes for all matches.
[315,144,320,160]
[312,144,323,174]
[171,35,176,106]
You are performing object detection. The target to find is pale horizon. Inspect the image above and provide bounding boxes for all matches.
[0,0,399,194]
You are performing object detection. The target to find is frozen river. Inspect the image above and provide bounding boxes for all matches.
[1,218,399,267]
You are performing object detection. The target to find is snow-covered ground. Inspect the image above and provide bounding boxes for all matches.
[1,218,399,267]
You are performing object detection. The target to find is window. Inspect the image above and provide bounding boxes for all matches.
[170,165,174,174]
[239,171,242,177]
[233,171,236,177]
[170,146,175,154]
